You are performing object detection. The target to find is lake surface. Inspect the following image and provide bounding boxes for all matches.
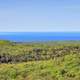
[0,32,80,42]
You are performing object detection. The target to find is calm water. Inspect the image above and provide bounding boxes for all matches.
[0,32,80,42]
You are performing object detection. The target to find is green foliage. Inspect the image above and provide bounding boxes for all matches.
[0,40,80,63]
[0,40,11,45]
[0,40,80,80]
[0,54,80,80]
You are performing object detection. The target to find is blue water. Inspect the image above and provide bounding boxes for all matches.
[0,32,80,42]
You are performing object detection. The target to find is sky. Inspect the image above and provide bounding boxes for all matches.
[0,0,80,32]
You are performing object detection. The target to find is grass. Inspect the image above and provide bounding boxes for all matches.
[0,54,80,80]
[0,40,80,80]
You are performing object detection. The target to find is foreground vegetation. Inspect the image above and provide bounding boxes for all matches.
[0,40,80,80]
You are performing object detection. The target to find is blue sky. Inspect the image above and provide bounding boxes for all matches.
[0,0,80,32]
